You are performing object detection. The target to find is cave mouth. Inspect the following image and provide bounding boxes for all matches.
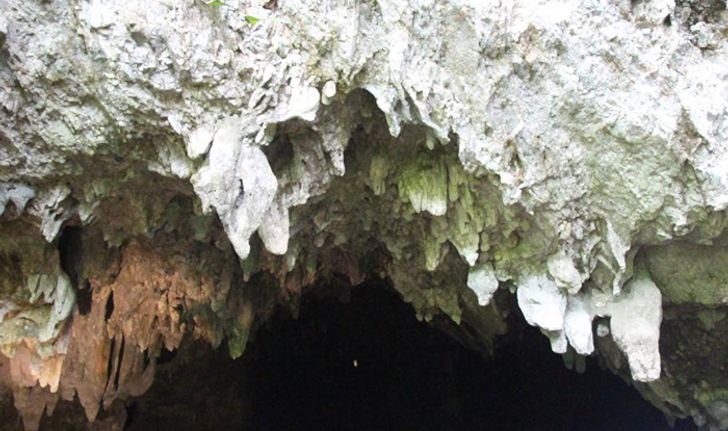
[125,279,696,431]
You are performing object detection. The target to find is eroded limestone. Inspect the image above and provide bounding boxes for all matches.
[0,0,727,429]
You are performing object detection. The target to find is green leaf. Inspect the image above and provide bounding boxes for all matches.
[244,15,260,24]
[207,0,225,7]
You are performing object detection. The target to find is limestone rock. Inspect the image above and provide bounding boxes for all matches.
[606,277,663,382]
[0,0,727,428]
[466,264,499,307]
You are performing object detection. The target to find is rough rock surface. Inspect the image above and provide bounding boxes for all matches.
[0,0,727,429]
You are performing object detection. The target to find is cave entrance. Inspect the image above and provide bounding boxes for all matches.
[127,280,696,431]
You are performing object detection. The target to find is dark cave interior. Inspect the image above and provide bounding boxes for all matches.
[118,280,697,431]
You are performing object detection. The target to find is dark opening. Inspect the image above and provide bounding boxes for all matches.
[125,402,138,429]
[58,225,94,316]
[58,225,82,289]
[125,281,697,431]
[157,347,178,365]
[77,280,92,316]
[263,132,295,178]
[105,291,115,321]
[113,336,126,389]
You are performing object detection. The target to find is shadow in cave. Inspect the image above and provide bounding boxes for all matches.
[127,280,697,431]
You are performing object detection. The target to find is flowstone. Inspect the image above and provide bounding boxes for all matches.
[1,0,728,429]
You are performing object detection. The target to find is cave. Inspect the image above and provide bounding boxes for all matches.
[113,280,696,431]
[3,1,728,428]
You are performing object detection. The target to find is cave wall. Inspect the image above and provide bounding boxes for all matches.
[0,0,727,429]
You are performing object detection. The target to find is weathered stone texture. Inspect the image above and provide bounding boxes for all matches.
[1,0,727,429]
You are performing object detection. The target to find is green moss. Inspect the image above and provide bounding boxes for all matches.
[368,153,390,196]
[0,253,23,299]
[0,305,51,346]
[423,235,445,272]
[190,214,213,242]
[445,186,486,265]
[697,309,726,330]
[240,242,261,278]
[400,286,461,324]
[227,327,249,359]
[643,242,728,305]
[397,153,448,216]
[694,385,728,406]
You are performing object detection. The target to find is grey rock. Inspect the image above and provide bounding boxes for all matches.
[1,0,728,428]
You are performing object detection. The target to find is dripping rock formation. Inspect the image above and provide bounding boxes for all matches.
[0,0,727,429]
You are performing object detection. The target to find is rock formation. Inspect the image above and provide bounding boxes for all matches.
[0,0,727,429]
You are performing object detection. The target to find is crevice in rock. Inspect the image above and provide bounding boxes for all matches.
[263,129,295,178]
[105,292,114,322]
[76,280,92,316]
[57,225,82,289]
[142,350,150,371]
[113,336,126,391]
[157,348,177,366]
[124,402,138,430]
[104,338,116,395]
